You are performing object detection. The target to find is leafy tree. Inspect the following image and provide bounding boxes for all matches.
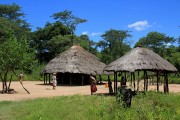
[178,37,180,52]
[46,35,72,58]
[32,10,87,63]
[135,31,175,57]
[0,4,30,42]
[135,31,179,72]
[97,29,131,64]
[0,35,36,93]
[77,34,98,55]
[0,3,24,21]
[46,34,98,59]
[51,10,87,44]
[31,21,70,63]
[165,46,180,72]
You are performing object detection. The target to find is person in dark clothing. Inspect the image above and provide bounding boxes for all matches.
[108,78,113,94]
[123,89,133,108]
[121,76,126,86]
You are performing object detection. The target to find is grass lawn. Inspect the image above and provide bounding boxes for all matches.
[0,92,180,120]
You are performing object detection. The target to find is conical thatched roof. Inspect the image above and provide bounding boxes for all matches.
[43,45,106,75]
[105,47,177,72]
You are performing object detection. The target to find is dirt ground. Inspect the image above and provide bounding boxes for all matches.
[0,81,180,101]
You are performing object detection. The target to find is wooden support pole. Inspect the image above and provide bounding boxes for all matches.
[45,74,47,84]
[49,74,51,84]
[44,74,45,84]
[70,73,72,85]
[145,71,148,91]
[62,76,64,85]
[44,74,46,84]
[144,70,146,92]
[124,72,127,85]
[133,72,135,89]
[114,71,115,93]
[137,71,140,92]
[156,71,159,92]
[115,72,117,93]
[130,72,132,87]
[99,75,102,84]
[147,71,149,91]
[163,72,169,93]
[163,72,166,93]
[82,74,84,86]
[124,71,127,87]
[166,73,169,93]
[116,72,118,93]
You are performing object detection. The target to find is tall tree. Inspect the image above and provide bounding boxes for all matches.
[165,46,180,72]
[97,29,131,64]
[135,31,179,72]
[0,3,24,21]
[46,34,98,59]
[178,36,180,51]
[51,10,87,44]
[135,31,175,57]
[77,34,97,55]
[31,21,70,63]
[0,35,36,93]
[46,35,72,58]
[0,4,30,42]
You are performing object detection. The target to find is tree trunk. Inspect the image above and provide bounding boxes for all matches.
[1,71,8,93]
[8,74,13,90]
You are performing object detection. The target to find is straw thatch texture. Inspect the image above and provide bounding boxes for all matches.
[43,45,106,75]
[105,47,177,72]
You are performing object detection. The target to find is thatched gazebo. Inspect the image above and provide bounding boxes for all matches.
[105,47,177,93]
[42,45,106,85]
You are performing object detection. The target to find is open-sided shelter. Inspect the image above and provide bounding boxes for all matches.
[42,45,106,85]
[105,46,177,93]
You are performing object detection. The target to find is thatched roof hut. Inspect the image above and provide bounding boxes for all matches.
[42,45,106,85]
[43,45,106,75]
[105,47,177,72]
[105,47,177,93]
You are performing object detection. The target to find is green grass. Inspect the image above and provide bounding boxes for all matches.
[25,63,45,81]
[169,74,180,84]
[0,92,180,120]
[3,63,45,82]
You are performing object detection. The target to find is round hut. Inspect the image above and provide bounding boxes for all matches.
[42,45,106,85]
[105,47,177,93]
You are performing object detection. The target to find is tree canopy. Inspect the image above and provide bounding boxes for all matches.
[135,31,179,72]
[97,29,131,64]
[0,35,36,92]
[0,4,30,42]
[135,31,175,57]
[51,10,87,35]
[32,10,88,63]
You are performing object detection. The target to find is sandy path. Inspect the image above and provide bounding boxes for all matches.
[0,81,109,101]
[0,81,180,101]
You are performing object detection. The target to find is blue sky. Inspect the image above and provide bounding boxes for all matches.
[1,0,180,47]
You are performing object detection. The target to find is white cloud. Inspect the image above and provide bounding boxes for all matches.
[82,31,88,35]
[166,43,171,46]
[128,20,150,31]
[90,32,102,36]
[81,31,102,36]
